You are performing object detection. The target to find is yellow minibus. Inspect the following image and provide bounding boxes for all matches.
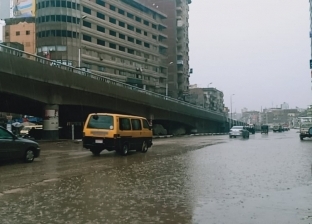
[83,113,153,156]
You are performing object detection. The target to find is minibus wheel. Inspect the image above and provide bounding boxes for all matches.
[141,141,148,153]
[91,148,101,156]
[121,144,129,156]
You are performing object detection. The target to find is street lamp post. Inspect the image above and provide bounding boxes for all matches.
[166,61,173,97]
[230,94,235,128]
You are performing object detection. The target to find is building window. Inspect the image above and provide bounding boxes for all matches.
[152,35,157,40]
[135,16,141,22]
[109,43,116,49]
[83,6,91,14]
[152,24,157,29]
[56,0,61,7]
[109,17,116,24]
[118,9,124,15]
[96,0,105,7]
[136,39,142,45]
[109,5,116,11]
[16,31,20,36]
[119,46,125,52]
[97,12,105,20]
[66,1,71,8]
[97,39,105,46]
[127,12,134,19]
[26,30,30,35]
[128,37,134,43]
[67,16,72,23]
[97,26,105,33]
[83,21,91,28]
[119,21,125,28]
[144,42,150,48]
[128,49,134,54]
[143,20,149,26]
[83,35,92,42]
[98,66,105,72]
[144,31,147,36]
[119,33,125,40]
[109,30,116,37]
[127,25,134,31]
[136,28,141,34]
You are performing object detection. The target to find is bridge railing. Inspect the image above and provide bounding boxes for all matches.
[0,44,226,117]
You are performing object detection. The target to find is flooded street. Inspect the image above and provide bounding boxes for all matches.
[0,130,312,224]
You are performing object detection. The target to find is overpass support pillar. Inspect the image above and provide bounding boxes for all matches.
[42,105,59,140]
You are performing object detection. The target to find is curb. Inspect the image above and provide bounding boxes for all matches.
[152,135,173,139]
[190,133,229,136]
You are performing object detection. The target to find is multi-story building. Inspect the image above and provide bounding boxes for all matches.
[281,102,289,109]
[186,87,225,113]
[241,111,260,124]
[137,0,192,98]
[4,17,36,54]
[36,0,170,94]
[202,88,224,113]
[260,108,300,126]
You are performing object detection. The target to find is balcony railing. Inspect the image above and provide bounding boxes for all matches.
[0,43,226,117]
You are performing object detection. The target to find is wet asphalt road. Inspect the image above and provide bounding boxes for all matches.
[0,130,311,224]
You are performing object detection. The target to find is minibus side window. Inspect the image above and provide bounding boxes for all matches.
[119,118,131,130]
[87,115,113,129]
[142,119,150,129]
[131,119,142,130]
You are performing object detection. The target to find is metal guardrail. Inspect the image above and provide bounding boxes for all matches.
[0,44,226,117]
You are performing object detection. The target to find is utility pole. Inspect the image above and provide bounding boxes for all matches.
[230,94,235,128]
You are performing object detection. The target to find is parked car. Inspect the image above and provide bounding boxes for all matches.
[229,126,250,139]
[0,126,40,163]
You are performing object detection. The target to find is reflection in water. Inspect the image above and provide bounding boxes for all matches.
[0,149,195,223]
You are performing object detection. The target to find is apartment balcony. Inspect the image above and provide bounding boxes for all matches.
[159,33,168,39]
[177,50,184,57]
[177,20,184,29]
[177,68,184,74]
[176,15,183,21]
[176,6,183,12]
[177,60,184,65]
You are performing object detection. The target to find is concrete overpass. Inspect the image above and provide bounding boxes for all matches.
[0,44,244,139]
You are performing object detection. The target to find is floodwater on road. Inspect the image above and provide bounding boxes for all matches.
[0,130,311,224]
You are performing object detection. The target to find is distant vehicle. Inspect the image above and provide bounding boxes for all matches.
[0,126,40,163]
[20,125,43,136]
[229,126,249,139]
[273,124,283,132]
[245,125,255,134]
[261,125,269,134]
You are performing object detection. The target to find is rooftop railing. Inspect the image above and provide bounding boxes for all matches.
[0,44,226,117]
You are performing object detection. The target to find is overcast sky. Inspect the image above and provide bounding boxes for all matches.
[189,0,310,113]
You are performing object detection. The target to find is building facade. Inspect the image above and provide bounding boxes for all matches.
[134,0,191,98]
[35,0,171,94]
[4,17,36,54]
[186,87,225,113]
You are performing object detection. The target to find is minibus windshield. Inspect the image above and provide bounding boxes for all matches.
[87,115,113,129]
